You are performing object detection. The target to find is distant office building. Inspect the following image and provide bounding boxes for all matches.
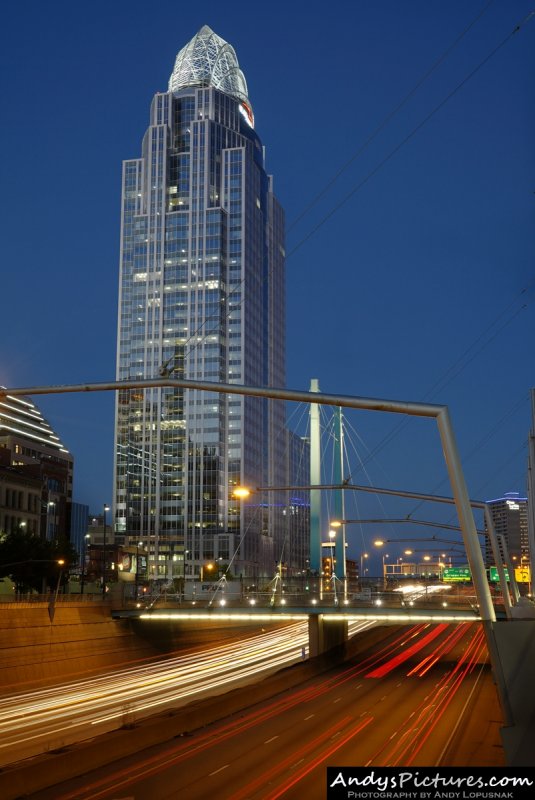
[320,553,358,595]
[485,492,528,566]
[283,432,310,575]
[69,502,89,557]
[0,392,73,540]
[114,26,307,582]
[86,511,112,547]
[345,558,358,591]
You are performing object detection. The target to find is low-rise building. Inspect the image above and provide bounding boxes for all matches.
[0,392,73,541]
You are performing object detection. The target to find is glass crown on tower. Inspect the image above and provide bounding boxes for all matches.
[168,25,254,126]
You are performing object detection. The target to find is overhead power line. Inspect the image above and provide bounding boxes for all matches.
[352,281,535,474]
[161,4,533,376]
[287,0,496,233]
[287,9,535,259]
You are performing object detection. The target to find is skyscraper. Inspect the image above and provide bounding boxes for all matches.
[485,492,529,567]
[113,26,300,583]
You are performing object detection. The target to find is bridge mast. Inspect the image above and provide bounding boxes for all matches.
[309,379,322,573]
[332,408,347,590]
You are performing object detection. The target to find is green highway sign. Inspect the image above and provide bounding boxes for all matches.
[442,567,471,582]
[488,566,531,583]
[489,566,509,582]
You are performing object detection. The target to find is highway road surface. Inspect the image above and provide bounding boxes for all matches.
[22,621,504,800]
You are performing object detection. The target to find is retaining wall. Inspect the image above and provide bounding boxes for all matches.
[0,601,159,690]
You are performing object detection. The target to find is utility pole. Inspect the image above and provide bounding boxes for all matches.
[102,504,109,598]
[527,389,535,589]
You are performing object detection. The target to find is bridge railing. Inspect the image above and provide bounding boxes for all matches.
[117,586,496,613]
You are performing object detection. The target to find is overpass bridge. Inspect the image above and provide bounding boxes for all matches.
[112,599,484,660]
[114,598,535,766]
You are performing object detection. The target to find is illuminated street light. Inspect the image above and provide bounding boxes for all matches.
[232,486,251,499]
[360,552,369,583]
[48,559,66,623]
[374,540,396,587]
[201,562,215,581]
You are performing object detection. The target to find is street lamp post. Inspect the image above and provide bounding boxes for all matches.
[80,533,90,595]
[48,559,65,623]
[373,539,390,589]
[230,486,250,580]
[383,553,389,589]
[360,552,368,586]
[102,504,110,598]
[328,529,338,605]
[135,540,143,599]
[47,501,56,540]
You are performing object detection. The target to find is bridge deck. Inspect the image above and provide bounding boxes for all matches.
[112,603,486,623]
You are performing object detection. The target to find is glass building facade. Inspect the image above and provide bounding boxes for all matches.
[485,492,529,566]
[113,27,305,583]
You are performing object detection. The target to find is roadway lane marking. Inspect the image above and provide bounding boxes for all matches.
[304,714,315,720]
[209,765,229,776]
[291,758,305,769]
[264,736,279,744]
[333,697,342,703]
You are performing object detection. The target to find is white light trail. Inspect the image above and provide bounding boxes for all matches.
[0,621,374,768]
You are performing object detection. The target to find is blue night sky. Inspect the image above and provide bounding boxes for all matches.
[1,1,533,570]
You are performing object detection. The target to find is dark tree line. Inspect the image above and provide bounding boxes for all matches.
[0,529,78,593]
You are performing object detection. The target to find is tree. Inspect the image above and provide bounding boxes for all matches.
[0,529,77,594]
